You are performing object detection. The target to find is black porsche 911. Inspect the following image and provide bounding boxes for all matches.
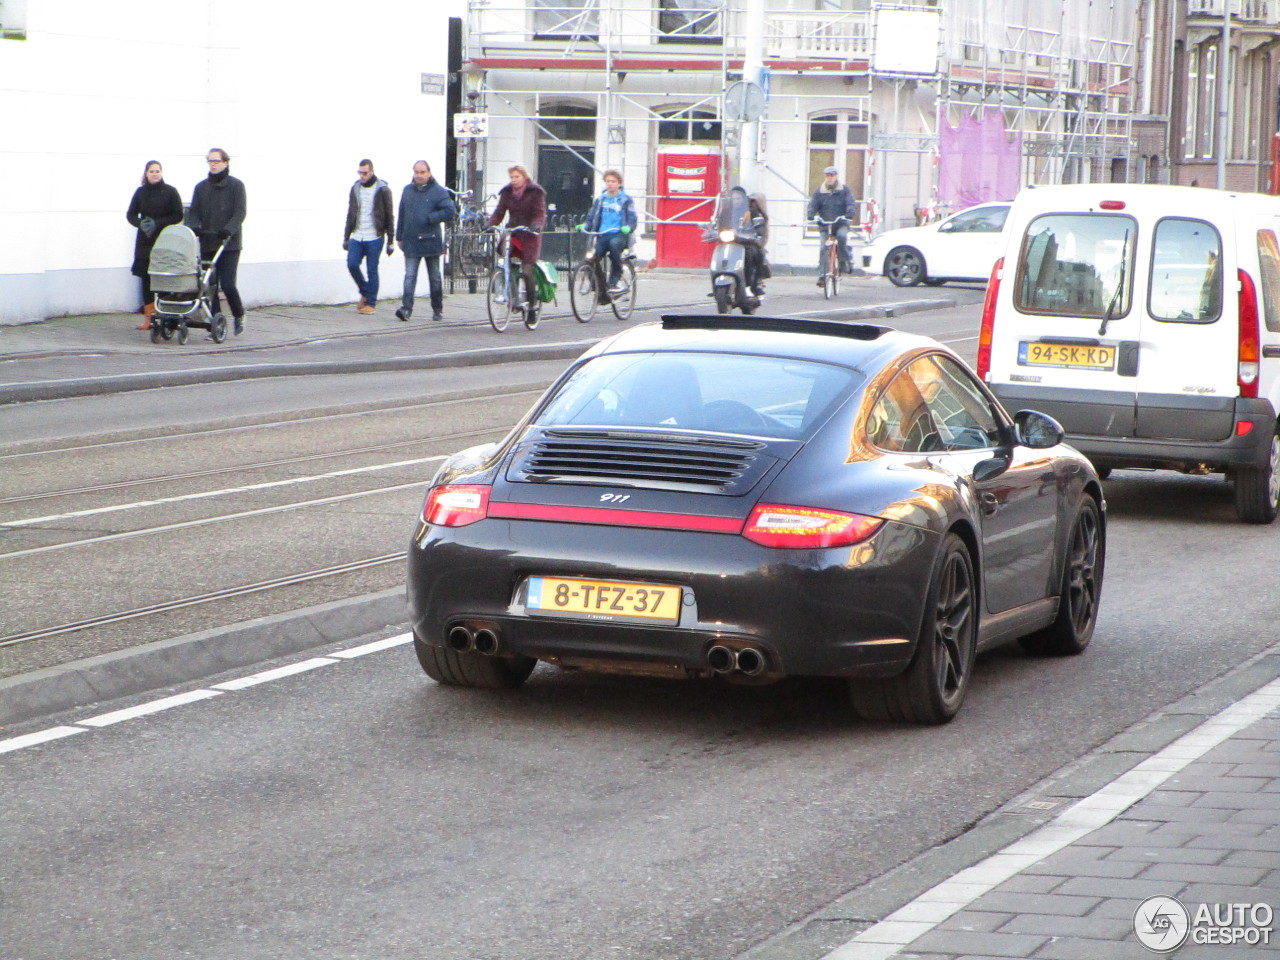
[407,315,1105,724]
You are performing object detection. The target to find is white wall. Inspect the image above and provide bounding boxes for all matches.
[0,1,453,322]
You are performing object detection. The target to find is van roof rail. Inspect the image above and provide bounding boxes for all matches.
[661,314,893,341]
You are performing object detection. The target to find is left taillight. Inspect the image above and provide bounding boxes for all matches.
[976,257,1002,381]
[422,484,491,527]
[742,503,883,549]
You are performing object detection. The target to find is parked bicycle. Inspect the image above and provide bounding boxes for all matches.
[486,225,545,332]
[568,230,637,323]
[813,215,850,299]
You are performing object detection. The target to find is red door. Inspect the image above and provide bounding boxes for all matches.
[656,152,721,268]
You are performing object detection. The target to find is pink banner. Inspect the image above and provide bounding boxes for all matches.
[938,107,1021,211]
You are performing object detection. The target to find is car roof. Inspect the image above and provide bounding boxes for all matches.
[590,314,948,372]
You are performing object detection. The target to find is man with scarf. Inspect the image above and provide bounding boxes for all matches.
[343,159,395,315]
[806,165,857,283]
[395,160,456,322]
[188,147,248,335]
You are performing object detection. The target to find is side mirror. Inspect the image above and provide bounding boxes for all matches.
[972,454,1010,482]
[1012,409,1065,449]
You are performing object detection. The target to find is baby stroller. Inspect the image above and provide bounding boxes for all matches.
[147,224,228,344]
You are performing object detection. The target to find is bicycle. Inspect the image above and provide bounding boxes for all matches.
[568,230,637,323]
[814,215,850,300]
[486,225,542,332]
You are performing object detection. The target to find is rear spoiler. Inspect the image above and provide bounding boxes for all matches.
[661,314,892,341]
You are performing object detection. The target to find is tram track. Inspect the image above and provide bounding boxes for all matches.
[0,553,404,649]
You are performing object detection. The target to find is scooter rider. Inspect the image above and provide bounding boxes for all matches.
[807,166,856,282]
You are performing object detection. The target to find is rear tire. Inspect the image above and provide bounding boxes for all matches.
[886,246,925,287]
[487,269,513,333]
[850,533,976,724]
[1019,497,1103,656]
[714,285,731,314]
[149,321,160,344]
[210,313,227,344]
[570,262,598,322]
[1234,428,1280,524]
[610,260,637,321]
[413,634,536,689]
[177,321,188,345]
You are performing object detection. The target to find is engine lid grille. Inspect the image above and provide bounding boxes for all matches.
[507,429,779,494]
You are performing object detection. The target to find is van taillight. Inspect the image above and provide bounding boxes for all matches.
[1238,269,1261,398]
[976,257,1002,381]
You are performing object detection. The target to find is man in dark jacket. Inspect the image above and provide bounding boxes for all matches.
[395,161,456,322]
[344,159,395,315]
[806,165,857,282]
[188,147,247,334]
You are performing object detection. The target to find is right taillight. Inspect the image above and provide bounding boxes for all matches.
[977,257,1002,381]
[1238,268,1261,398]
[742,503,883,549]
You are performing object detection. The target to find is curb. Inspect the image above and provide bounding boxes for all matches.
[0,340,596,405]
[0,588,409,728]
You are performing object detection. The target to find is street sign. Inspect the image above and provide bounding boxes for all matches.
[724,81,766,122]
[453,113,489,138]
[421,73,447,95]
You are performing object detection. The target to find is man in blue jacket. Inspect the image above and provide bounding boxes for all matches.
[806,166,857,283]
[395,161,456,322]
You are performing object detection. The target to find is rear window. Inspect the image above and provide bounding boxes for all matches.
[1015,213,1136,319]
[1149,217,1222,323]
[535,352,861,439]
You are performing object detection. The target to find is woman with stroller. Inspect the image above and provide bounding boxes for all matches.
[126,161,184,330]
[188,148,247,336]
[487,164,547,326]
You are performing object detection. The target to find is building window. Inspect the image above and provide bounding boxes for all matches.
[808,111,869,226]
[1184,47,1199,160]
[538,103,597,143]
[1201,44,1217,159]
[533,0,599,40]
[659,0,721,44]
[658,107,721,144]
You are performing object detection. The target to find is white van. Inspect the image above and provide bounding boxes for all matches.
[977,183,1280,523]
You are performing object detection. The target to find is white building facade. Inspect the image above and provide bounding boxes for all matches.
[0,1,452,323]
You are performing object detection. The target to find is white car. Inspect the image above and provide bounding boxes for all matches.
[862,202,1011,287]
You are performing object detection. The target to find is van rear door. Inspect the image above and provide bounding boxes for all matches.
[988,211,1140,437]
[1131,216,1237,441]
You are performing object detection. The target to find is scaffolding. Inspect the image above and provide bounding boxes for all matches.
[462,1,1138,245]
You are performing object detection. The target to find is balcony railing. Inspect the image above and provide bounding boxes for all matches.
[470,1,872,62]
[1187,0,1279,22]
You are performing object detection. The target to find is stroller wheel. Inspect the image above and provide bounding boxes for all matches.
[159,319,174,340]
[211,313,227,344]
[177,321,189,345]
[149,320,161,344]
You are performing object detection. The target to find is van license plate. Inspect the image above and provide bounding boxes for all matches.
[1019,342,1116,370]
[526,576,681,624]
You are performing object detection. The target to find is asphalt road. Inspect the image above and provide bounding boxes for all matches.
[6,282,1277,959]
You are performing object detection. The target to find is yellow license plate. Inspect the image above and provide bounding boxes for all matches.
[1019,341,1116,370]
[526,576,681,624]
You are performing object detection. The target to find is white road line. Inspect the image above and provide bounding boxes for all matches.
[5,456,446,528]
[330,632,413,658]
[0,726,87,754]
[77,689,225,727]
[210,657,339,691]
[0,632,412,755]
[0,481,429,561]
[821,676,1280,960]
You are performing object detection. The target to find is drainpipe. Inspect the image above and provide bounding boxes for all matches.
[740,0,765,193]
[1217,1,1231,189]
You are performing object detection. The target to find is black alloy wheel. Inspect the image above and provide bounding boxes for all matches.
[851,533,976,724]
[1020,496,1103,656]
[886,246,926,287]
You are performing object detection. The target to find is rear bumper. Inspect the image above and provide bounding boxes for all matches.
[407,518,935,679]
[991,384,1276,470]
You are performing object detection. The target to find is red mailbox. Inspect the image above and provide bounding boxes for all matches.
[655,151,722,268]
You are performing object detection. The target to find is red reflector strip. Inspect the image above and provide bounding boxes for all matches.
[488,501,743,533]
[1237,421,1255,437]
